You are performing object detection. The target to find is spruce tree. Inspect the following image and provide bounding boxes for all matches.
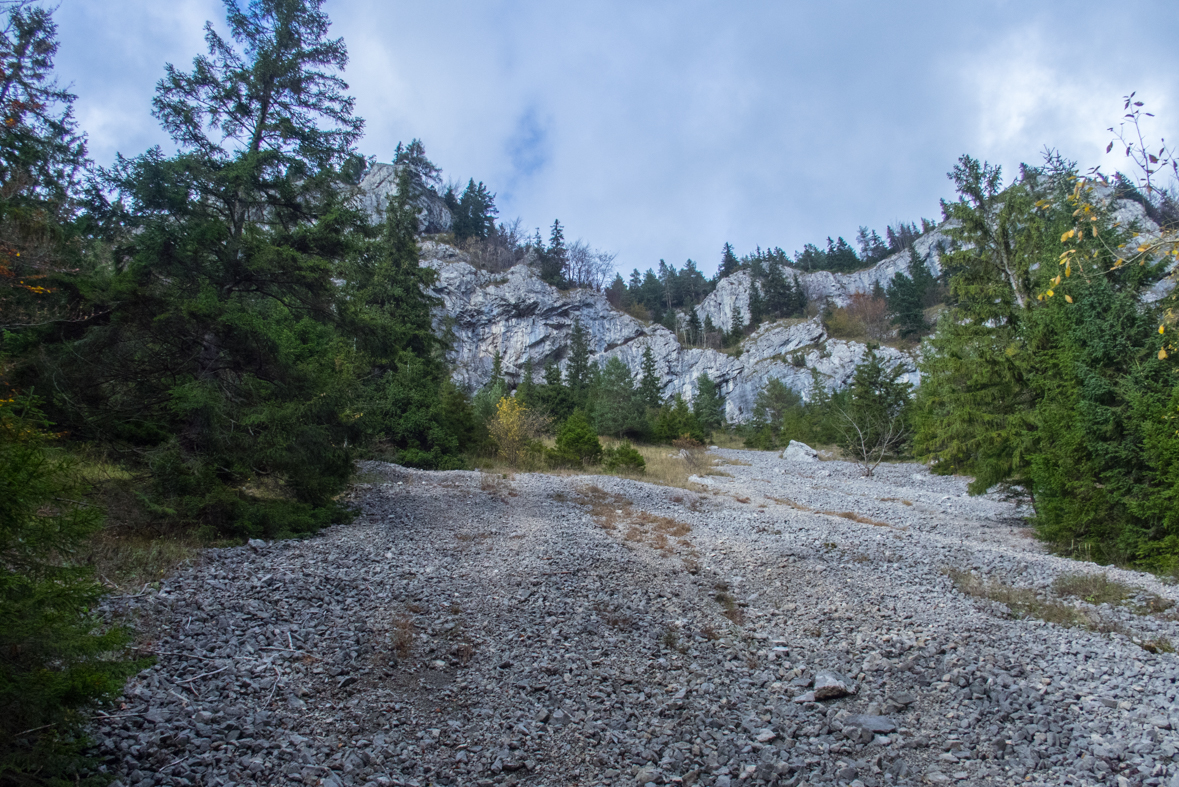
[748,280,765,327]
[537,219,567,286]
[718,242,740,278]
[0,398,138,786]
[686,309,703,346]
[592,357,645,438]
[0,3,88,328]
[693,373,725,431]
[44,0,383,535]
[566,319,591,404]
[728,305,745,344]
[517,357,535,406]
[638,345,662,409]
[453,178,497,241]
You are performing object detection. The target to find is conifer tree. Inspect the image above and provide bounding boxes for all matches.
[718,242,740,278]
[693,373,725,431]
[452,178,497,241]
[517,357,535,406]
[592,357,645,438]
[565,319,591,404]
[638,345,662,409]
[537,219,567,286]
[748,280,765,326]
[686,309,703,347]
[728,305,744,344]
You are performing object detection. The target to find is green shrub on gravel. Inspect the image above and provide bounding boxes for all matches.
[603,441,646,473]
[548,410,602,467]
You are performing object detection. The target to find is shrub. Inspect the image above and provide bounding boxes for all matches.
[549,410,602,466]
[603,441,646,473]
[488,396,547,467]
[653,396,707,443]
[1,396,138,782]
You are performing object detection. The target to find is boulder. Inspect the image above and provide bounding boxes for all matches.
[782,440,818,462]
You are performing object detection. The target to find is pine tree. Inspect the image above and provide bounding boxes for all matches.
[537,219,567,286]
[686,309,702,347]
[693,373,725,431]
[517,357,535,406]
[452,178,497,241]
[592,357,646,438]
[566,319,591,404]
[45,0,379,535]
[718,242,740,278]
[748,279,765,327]
[638,345,662,409]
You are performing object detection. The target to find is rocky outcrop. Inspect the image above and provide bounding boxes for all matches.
[421,243,918,424]
[692,232,947,334]
[356,163,453,233]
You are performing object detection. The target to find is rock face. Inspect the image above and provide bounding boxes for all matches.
[422,243,918,424]
[356,163,453,234]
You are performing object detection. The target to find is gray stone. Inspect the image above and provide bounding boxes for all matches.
[813,670,855,700]
[844,715,896,734]
[782,441,818,462]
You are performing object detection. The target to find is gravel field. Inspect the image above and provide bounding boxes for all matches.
[93,449,1179,787]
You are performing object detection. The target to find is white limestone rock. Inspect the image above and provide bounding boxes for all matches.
[782,440,819,462]
[356,163,453,234]
[422,244,919,424]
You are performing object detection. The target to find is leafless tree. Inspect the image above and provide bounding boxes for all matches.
[565,239,616,290]
[834,404,911,477]
[464,218,528,273]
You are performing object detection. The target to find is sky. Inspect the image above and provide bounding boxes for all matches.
[54,0,1179,277]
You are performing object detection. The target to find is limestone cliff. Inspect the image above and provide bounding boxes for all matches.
[421,242,918,424]
[356,163,453,234]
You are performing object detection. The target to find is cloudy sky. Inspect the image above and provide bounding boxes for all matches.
[55,0,1178,277]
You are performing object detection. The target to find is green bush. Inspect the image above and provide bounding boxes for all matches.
[603,441,646,473]
[652,395,707,443]
[1,397,138,783]
[550,410,602,466]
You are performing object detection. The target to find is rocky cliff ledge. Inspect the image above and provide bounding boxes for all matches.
[422,242,918,424]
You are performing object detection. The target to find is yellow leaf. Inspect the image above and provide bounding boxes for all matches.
[1047,289,1054,297]
[1138,245,1149,252]
[1160,348,1168,360]
[1065,295,1073,303]
[1161,325,1166,335]
[1065,262,1071,277]
[1092,226,1098,237]
[1061,229,1075,242]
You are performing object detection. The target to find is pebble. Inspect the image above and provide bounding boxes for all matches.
[88,452,1179,786]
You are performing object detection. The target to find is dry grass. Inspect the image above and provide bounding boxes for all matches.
[947,569,1089,627]
[818,509,892,527]
[947,568,1175,653]
[597,438,720,491]
[1053,573,1174,615]
[82,528,203,593]
[767,495,810,511]
[880,497,914,506]
[1052,573,1132,606]
[390,612,415,658]
[713,582,745,625]
[575,484,633,531]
